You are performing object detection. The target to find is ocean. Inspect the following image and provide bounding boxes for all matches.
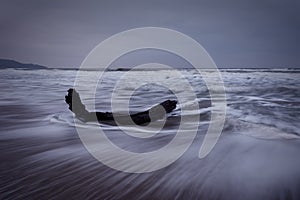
[0,68,300,199]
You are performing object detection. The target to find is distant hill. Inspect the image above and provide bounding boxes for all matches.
[0,59,48,70]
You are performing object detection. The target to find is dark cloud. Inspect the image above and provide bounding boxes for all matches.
[0,0,299,68]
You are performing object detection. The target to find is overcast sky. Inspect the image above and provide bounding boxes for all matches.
[0,0,299,68]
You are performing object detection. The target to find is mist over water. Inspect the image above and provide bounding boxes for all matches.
[1,68,300,199]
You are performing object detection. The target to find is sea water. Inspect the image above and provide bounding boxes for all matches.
[0,68,299,199]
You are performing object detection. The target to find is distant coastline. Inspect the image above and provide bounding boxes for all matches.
[0,58,48,70]
[0,58,299,72]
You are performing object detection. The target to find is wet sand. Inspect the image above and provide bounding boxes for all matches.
[1,119,300,200]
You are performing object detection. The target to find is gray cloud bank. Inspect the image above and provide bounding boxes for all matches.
[0,0,299,68]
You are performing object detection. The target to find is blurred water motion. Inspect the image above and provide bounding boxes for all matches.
[1,68,300,199]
